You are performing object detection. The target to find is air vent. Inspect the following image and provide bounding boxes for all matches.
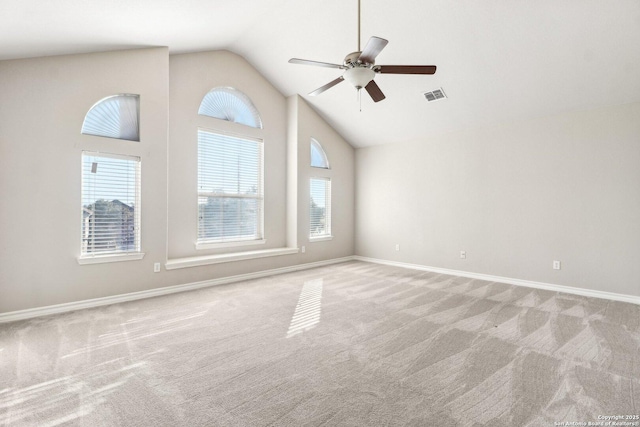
[423,88,447,102]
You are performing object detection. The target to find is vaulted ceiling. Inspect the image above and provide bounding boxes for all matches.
[2,0,640,147]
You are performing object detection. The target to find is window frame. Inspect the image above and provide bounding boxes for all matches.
[78,151,144,264]
[196,127,265,249]
[309,176,332,241]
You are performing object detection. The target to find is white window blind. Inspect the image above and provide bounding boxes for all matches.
[198,129,264,244]
[310,177,331,238]
[81,94,140,141]
[198,87,263,129]
[81,152,141,256]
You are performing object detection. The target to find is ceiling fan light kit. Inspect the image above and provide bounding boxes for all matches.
[343,66,375,89]
[288,0,437,103]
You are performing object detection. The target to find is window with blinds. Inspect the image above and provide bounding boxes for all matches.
[81,152,141,257]
[197,129,264,244]
[310,177,331,239]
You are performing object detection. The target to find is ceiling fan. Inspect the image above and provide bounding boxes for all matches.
[288,0,437,103]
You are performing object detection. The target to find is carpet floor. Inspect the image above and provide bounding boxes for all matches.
[1,261,639,426]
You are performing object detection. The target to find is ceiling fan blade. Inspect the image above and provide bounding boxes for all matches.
[364,80,386,102]
[375,65,437,74]
[289,58,346,69]
[358,36,389,64]
[309,76,345,96]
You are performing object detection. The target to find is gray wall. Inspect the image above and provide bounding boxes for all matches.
[0,49,355,314]
[355,102,640,297]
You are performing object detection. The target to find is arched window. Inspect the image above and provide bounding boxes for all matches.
[310,138,330,169]
[81,94,140,141]
[198,87,263,129]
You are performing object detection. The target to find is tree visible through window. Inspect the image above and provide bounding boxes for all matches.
[197,129,264,243]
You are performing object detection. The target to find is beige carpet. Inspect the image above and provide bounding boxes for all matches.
[1,261,639,426]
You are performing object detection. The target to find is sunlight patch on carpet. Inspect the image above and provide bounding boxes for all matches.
[287,279,323,338]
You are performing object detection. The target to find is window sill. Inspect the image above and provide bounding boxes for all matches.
[195,239,266,251]
[309,235,333,242]
[165,247,299,270]
[77,252,145,265]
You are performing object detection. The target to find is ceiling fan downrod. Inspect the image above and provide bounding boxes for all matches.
[357,0,361,52]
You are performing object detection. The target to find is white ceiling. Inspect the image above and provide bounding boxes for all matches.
[2,0,640,148]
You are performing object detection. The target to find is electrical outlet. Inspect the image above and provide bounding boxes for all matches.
[301,246,306,253]
[395,244,400,251]
[553,260,561,270]
[154,262,161,273]
[460,251,466,259]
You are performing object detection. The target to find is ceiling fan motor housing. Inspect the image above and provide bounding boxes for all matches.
[344,51,372,66]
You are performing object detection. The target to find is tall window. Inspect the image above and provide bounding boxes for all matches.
[197,129,264,245]
[81,152,141,257]
[310,177,331,239]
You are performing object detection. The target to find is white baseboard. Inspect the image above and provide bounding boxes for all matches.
[0,256,356,324]
[354,256,640,306]
[4,255,636,323]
